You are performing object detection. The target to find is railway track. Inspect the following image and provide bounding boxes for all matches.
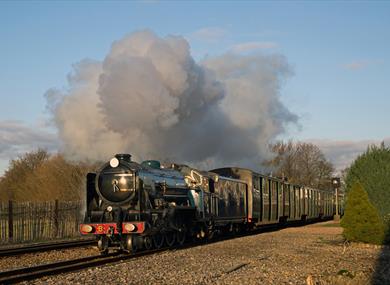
[0,248,169,284]
[0,220,329,284]
[0,239,96,257]
[0,229,280,284]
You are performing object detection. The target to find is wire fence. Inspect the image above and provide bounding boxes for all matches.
[0,200,84,244]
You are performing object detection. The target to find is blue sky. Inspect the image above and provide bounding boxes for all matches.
[0,1,389,173]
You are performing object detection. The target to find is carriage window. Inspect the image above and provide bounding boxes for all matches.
[253,177,260,189]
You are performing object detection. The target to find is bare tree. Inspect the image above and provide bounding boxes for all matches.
[0,150,97,201]
[0,149,49,200]
[264,140,334,189]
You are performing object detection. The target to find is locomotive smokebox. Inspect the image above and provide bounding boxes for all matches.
[115,154,132,162]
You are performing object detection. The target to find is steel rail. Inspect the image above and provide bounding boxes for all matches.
[0,253,115,284]
[0,239,96,257]
[0,248,168,284]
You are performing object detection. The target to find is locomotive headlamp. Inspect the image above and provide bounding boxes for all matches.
[124,223,136,232]
[81,224,93,233]
[110,157,119,168]
[107,206,113,212]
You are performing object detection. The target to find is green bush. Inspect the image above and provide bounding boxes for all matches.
[345,143,390,221]
[341,182,385,244]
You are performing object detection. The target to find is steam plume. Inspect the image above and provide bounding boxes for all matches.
[46,30,297,170]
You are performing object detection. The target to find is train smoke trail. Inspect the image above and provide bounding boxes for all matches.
[45,30,297,170]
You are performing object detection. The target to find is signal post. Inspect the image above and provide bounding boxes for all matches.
[332,177,341,221]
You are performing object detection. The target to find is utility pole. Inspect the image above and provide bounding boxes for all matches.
[332,177,341,221]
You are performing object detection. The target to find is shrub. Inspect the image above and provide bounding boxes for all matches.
[341,182,385,244]
[0,149,49,200]
[0,150,97,201]
[345,143,390,221]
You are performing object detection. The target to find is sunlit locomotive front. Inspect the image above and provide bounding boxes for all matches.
[79,154,200,254]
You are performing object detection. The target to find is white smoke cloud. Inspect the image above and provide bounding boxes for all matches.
[46,30,297,170]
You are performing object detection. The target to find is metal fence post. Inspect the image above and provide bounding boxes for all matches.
[8,200,13,241]
[54,199,59,237]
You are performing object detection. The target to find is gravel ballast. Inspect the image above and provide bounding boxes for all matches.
[0,247,97,272]
[16,221,390,284]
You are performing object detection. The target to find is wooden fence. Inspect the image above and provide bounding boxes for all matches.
[0,200,84,244]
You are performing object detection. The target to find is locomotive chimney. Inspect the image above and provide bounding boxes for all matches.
[115,154,132,162]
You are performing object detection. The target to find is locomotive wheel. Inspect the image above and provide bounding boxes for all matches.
[153,233,164,249]
[207,229,215,240]
[197,225,208,240]
[164,231,176,247]
[232,224,240,236]
[205,222,214,240]
[143,236,153,250]
[176,229,186,245]
[125,235,138,253]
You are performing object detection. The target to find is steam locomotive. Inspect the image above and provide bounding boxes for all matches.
[80,154,341,254]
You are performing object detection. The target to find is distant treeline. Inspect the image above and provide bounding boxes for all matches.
[264,141,334,189]
[0,150,98,201]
